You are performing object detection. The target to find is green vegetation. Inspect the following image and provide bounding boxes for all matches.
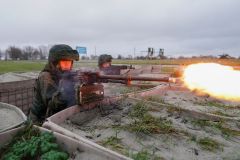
[0,60,98,73]
[100,130,125,153]
[129,101,148,118]
[214,122,240,138]
[1,58,240,73]
[211,110,234,117]
[126,101,174,134]
[143,96,177,112]
[195,101,233,108]
[144,96,174,112]
[101,136,124,153]
[100,121,167,159]
[41,150,68,160]
[127,114,174,134]
[144,96,165,104]
[0,125,68,160]
[73,61,97,68]
[166,106,183,114]
[130,150,164,160]
[161,66,175,73]
[190,135,197,142]
[0,61,45,73]
[190,119,240,138]
[119,86,142,94]
[191,119,212,128]
[197,137,221,152]
[112,58,240,66]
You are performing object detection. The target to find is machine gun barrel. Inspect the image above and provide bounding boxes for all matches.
[75,71,178,105]
[98,74,176,83]
[75,71,177,85]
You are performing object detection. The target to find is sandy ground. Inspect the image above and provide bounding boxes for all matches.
[69,150,107,160]
[137,86,240,119]
[0,107,24,131]
[103,83,155,97]
[59,95,240,160]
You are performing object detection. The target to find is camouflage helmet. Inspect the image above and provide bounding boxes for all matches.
[98,54,112,67]
[48,44,79,63]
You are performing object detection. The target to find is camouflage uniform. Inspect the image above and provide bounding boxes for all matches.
[98,54,129,75]
[29,44,79,122]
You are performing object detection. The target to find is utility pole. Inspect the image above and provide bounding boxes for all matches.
[133,47,136,59]
[94,46,97,56]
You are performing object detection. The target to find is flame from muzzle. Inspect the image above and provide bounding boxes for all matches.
[182,63,240,101]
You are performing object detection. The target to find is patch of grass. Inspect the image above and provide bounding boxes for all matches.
[100,129,125,153]
[119,87,142,94]
[161,66,175,73]
[214,122,240,138]
[211,110,234,117]
[0,60,98,74]
[190,119,240,138]
[144,96,174,112]
[191,119,212,128]
[130,150,165,160]
[197,137,221,152]
[3,59,239,74]
[101,136,125,152]
[147,106,162,112]
[73,60,97,68]
[126,101,175,134]
[144,96,165,104]
[2,58,239,74]
[0,60,45,73]
[129,101,148,118]
[127,114,174,134]
[195,101,232,108]
[190,135,197,142]
[112,58,240,66]
[166,106,182,113]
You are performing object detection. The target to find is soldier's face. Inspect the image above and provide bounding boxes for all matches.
[102,62,111,68]
[58,60,73,71]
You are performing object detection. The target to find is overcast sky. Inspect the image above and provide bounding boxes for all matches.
[0,0,239,57]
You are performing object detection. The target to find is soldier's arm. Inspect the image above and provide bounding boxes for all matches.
[30,72,66,121]
[40,72,67,117]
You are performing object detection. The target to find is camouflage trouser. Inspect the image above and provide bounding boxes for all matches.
[29,106,55,124]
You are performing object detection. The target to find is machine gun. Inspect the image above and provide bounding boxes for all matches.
[74,71,176,105]
[100,65,135,75]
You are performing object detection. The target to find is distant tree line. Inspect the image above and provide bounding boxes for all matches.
[1,46,239,60]
[116,54,167,60]
[126,54,240,60]
[80,54,240,60]
[0,45,49,60]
